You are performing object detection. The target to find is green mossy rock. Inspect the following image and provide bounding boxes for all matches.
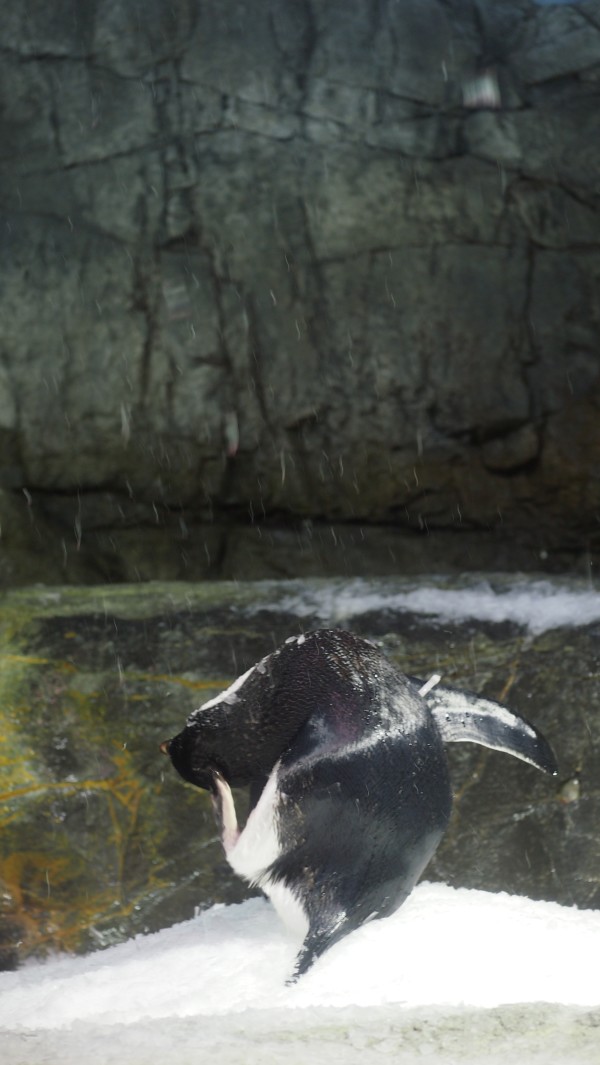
[0,579,597,970]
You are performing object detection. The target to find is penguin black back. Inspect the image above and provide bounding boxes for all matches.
[273,682,452,976]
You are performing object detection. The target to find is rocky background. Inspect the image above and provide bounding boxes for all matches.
[0,0,600,585]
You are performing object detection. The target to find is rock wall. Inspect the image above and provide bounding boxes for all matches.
[0,1,599,581]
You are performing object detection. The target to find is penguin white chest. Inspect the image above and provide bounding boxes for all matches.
[226,766,309,939]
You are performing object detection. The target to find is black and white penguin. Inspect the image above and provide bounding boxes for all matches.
[161,629,557,981]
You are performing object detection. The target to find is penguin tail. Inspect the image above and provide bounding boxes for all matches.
[412,678,558,776]
[287,918,352,984]
[287,935,327,985]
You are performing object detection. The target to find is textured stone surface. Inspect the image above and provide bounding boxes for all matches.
[0,1,599,582]
[0,578,597,970]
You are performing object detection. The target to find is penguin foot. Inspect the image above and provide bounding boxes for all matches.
[211,769,240,854]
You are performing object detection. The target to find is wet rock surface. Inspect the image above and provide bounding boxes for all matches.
[1,486,598,589]
[1,1,600,585]
[0,577,597,970]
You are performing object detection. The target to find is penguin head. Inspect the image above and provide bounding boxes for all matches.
[159,729,222,792]
[160,629,382,792]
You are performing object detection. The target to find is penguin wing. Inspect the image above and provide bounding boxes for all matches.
[409,677,558,776]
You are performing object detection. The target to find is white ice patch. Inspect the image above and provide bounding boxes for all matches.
[267,577,600,635]
[418,673,441,698]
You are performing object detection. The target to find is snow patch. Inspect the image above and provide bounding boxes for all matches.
[1,883,599,1036]
[268,577,600,634]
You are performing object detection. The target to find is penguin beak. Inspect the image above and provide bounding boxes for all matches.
[159,740,171,756]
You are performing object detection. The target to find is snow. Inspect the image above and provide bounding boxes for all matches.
[1,884,599,1065]
[271,576,600,634]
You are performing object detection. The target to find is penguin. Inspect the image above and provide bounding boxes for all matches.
[161,629,557,982]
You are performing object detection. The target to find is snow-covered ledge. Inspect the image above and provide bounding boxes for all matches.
[1,883,599,1064]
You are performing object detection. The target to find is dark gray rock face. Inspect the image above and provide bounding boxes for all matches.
[0,1,599,581]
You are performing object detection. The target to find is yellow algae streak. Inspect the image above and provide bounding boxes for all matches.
[0,586,240,964]
[0,739,174,960]
[0,848,165,958]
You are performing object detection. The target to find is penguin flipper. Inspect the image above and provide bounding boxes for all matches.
[411,679,558,776]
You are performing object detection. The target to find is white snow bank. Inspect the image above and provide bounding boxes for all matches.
[1,884,599,1065]
[1,883,599,1026]
[271,577,600,634]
